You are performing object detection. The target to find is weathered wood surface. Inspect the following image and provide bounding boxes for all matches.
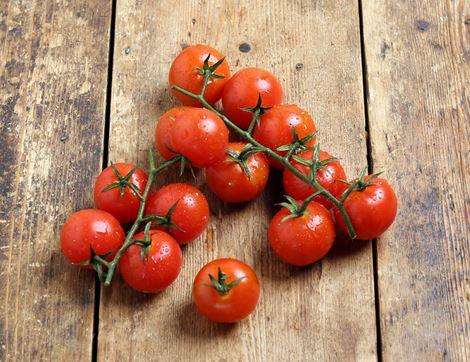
[98,0,376,361]
[0,0,111,360]
[362,0,470,360]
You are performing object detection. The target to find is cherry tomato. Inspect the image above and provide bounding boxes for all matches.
[222,68,283,129]
[170,107,229,168]
[169,44,230,107]
[119,230,183,293]
[334,176,397,240]
[61,209,125,266]
[283,150,346,208]
[253,104,317,169]
[145,183,210,245]
[192,258,260,323]
[206,142,270,203]
[93,163,148,224]
[268,202,335,266]
[155,106,192,160]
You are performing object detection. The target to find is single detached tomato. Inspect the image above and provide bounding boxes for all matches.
[222,68,283,129]
[145,183,210,245]
[61,209,125,266]
[119,230,183,293]
[283,150,346,208]
[155,106,193,160]
[192,258,260,323]
[334,176,397,240]
[93,163,148,224]
[170,107,229,168]
[253,104,317,169]
[169,44,230,106]
[206,142,270,203]
[268,201,335,266]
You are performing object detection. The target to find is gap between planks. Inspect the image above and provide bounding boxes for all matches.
[357,0,383,361]
[92,0,118,361]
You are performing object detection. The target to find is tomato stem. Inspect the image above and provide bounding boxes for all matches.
[102,151,181,286]
[171,82,358,239]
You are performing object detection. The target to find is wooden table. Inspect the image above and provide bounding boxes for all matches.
[1,1,468,361]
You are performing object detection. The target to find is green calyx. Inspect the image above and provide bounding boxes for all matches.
[290,144,338,182]
[196,53,226,80]
[164,147,196,179]
[277,192,322,223]
[102,162,143,200]
[208,267,246,296]
[132,222,153,260]
[225,144,262,178]
[78,246,114,282]
[242,94,272,134]
[142,200,184,233]
[340,167,384,203]
[354,167,383,191]
[277,128,318,162]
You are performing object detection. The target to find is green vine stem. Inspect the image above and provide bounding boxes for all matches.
[171,68,357,239]
[101,151,181,286]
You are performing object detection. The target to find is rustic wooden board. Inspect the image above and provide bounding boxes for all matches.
[98,0,376,360]
[0,1,111,360]
[362,0,470,360]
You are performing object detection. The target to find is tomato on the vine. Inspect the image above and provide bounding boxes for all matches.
[93,163,148,224]
[119,230,182,293]
[155,106,192,160]
[206,142,270,203]
[283,150,346,209]
[145,183,210,245]
[253,104,316,169]
[61,209,125,266]
[268,201,335,266]
[169,44,230,107]
[192,258,260,323]
[169,107,229,168]
[334,176,397,240]
[222,68,283,129]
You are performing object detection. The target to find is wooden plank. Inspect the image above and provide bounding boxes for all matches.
[362,0,470,360]
[99,0,376,360]
[0,1,111,360]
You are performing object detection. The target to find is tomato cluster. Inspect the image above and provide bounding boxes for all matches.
[60,44,397,323]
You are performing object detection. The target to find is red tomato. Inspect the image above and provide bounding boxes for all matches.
[145,183,210,245]
[93,163,148,224]
[283,150,346,208]
[253,104,316,169]
[119,230,182,293]
[169,44,230,106]
[334,176,397,240]
[222,68,283,129]
[206,142,270,202]
[192,258,260,323]
[268,202,335,266]
[170,107,229,168]
[155,106,192,160]
[61,209,125,266]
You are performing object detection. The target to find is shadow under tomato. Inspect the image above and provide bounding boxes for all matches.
[253,241,323,282]
[99,275,164,308]
[264,169,285,219]
[201,181,260,220]
[177,300,238,338]
[48,250,97,307]
[328,228,371,257]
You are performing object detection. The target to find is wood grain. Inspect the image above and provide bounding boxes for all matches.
[99,0,376,360]
[362,0,470,360]
[0,1,111,360]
